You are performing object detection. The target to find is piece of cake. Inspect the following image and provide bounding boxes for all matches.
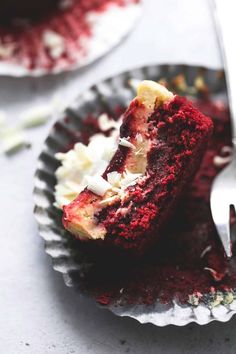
[63,80,213,254]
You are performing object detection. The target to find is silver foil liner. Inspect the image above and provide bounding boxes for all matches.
[0,1,141,76]
[34,64,236,326]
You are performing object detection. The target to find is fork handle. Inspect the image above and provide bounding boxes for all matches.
[213,0,236,147]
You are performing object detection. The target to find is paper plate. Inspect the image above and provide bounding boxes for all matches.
[34,64,236,326]
[0,0,141,76]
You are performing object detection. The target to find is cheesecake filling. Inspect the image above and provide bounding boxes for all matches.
[62,81,174,240]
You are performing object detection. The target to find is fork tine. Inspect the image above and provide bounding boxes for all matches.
[210,198,232,258]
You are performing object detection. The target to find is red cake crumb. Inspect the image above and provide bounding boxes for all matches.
[94,96,213,254]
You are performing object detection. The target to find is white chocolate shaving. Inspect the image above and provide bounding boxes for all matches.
[87,175,112,196]
[200,245,212,258]
[107,171,122,186]
[119,137,136,149]
[1,132,29,154]
[213,155,232,167]
[99,195,118,206]
[204,267,219,280]
[20,105,52,128]
[120,170,142,189]
[43,30,65,59]
[213,146,233,167]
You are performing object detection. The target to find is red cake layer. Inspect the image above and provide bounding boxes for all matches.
[63,84,213,255]
[98,96,213,253]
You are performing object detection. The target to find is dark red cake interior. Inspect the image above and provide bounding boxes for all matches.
[91,96,213,254]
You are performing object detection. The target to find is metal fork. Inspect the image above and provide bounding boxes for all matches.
[210,0,236,258]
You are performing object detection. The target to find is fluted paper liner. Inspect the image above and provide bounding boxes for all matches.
[34,64,236,326]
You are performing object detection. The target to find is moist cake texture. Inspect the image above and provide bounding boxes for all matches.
[63,80,213,254]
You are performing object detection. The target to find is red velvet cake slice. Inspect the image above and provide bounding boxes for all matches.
[63,81,213,254]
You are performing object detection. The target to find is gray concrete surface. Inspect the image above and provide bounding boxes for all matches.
[1,0,235,353]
